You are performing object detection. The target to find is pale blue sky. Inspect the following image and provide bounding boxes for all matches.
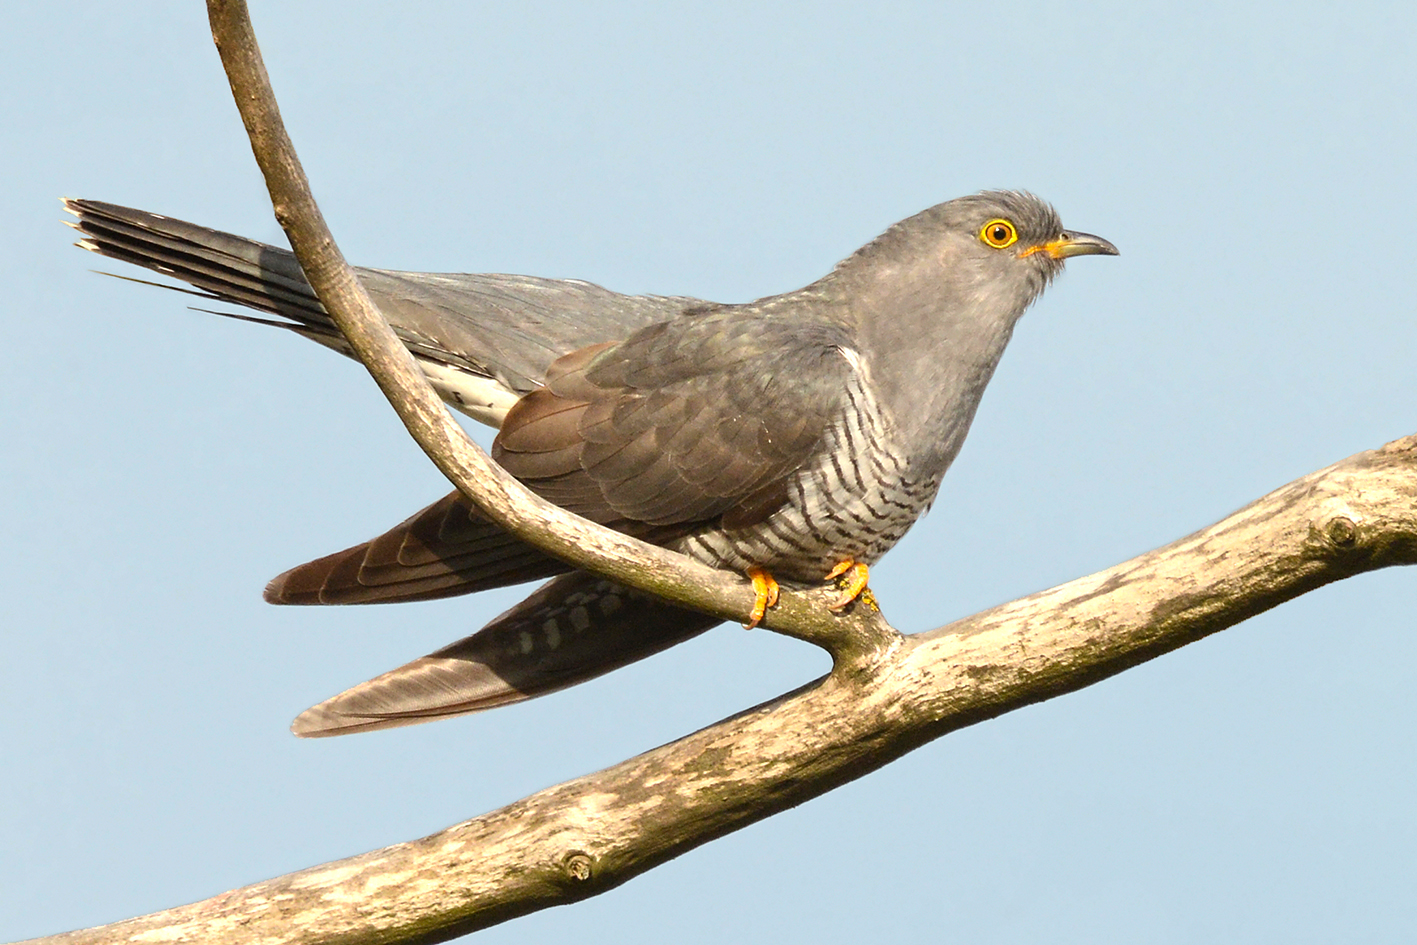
[3,2,1415,942]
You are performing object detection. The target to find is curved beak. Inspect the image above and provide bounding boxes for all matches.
[1025,229,1122,259]
[1029,230,1119,260]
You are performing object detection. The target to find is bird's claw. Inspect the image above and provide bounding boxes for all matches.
[825,560,870,611]
[744,567,780,629]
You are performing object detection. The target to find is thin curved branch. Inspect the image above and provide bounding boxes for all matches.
[203,0,847,641]
[24,437,1417,944]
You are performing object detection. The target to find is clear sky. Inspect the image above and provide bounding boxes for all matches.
[3,2,1415,942]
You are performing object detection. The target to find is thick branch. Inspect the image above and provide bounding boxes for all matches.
[25,437,1417,944]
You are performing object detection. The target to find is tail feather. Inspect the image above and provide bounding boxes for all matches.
[65,198,325,321]
[64,197,707,397]
[291,572,720,736]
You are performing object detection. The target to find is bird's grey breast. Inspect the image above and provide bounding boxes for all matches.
[674,345,941,580]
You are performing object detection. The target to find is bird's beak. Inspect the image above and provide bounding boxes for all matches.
[1021,230,1119,260]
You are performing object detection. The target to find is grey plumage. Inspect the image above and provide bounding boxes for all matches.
[288,572,721,737]
[68,199,700,424]
[64,192,1116,737]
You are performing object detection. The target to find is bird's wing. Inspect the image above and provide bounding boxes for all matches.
[495,310,856,529]
[266,312,854,605]
[63,199,706,418]
[290,572,720,737]
[263,490,572,605]
[264,485,701,605]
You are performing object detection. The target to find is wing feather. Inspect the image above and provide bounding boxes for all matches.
[269,310,857,606]
[495,311,855,529]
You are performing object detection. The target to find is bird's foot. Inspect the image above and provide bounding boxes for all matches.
[744,567,780,629]
[825,559,870,611]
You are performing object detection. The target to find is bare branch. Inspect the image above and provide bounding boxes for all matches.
[201,0,804,637]
[23,437,1417,944]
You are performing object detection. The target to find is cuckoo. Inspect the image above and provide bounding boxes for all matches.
[65,191,1116,736]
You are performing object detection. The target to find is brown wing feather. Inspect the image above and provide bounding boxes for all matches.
[494,311,855,530]
[269,313,854,606]
[264,491,572,604]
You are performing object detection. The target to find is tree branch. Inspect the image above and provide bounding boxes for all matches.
[24,438,1417,944]
[202,0,858,644]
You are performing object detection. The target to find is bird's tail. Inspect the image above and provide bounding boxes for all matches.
[291,571,720,737]
[63,197,343,339]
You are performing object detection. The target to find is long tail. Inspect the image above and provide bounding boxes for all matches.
[64,197,335,330]
[291,572,720,736]
[63,197,706,409]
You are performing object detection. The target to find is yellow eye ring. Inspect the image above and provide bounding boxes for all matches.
[979,218,1018,249]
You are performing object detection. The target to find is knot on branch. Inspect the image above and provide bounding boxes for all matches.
[562,852,595,884]
[1305,506,1411,570]
[1306,504,1364,559]
[1323,515,1358,548]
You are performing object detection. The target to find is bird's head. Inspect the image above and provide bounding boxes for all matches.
[823,191,1117,446]
[839,190,1117,325]
[938,190,1119,314]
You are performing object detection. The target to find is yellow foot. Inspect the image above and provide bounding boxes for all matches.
[744,567,780,629]
[825,559,870,612]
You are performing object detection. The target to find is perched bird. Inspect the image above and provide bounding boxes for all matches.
[65,192,1116,736]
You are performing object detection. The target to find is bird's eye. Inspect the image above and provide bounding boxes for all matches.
[979,219,1018,249]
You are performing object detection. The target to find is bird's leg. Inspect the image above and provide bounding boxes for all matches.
[744,567,780,629]
[825,559,870,611]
